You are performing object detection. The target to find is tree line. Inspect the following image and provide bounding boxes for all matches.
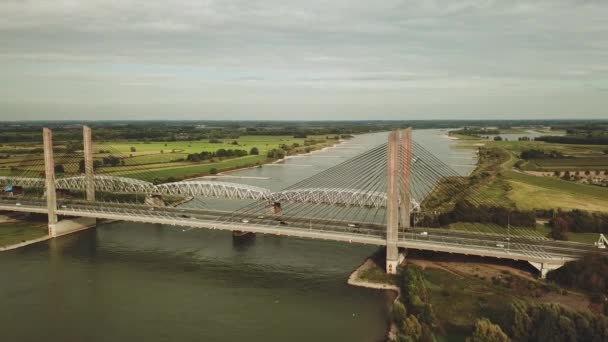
[185,148,251,162]
[546,209,608,240]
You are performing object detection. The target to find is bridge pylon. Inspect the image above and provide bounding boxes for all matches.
[42,128,58,236]
[385,128,412,274]
[83,125,95,201]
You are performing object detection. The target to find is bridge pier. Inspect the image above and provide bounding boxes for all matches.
[529,261,564,279]
[42,128,58,237]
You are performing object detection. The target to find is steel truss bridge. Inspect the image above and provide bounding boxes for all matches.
[1,127,603,277]
[0,175,416,209]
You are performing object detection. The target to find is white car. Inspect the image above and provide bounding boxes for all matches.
[347,223,357,228]
[60,205,67,209]
[257,215,265,219]
[241,219,249,223]
[496,243,505,248]
[420,231,428,236]
[15,203,21,206]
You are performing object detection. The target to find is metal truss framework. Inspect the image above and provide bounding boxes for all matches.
[271,187,420,210]
[56,175,153,194]
[0,175,420,210]
[155,180,270,200]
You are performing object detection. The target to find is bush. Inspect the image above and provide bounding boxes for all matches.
[209,168,218,175]
[520,149,564,160]
[391,301,407,323]
[466,318,509,342]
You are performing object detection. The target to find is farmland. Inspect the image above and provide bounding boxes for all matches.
[450,132,608,213]
[0,135,338,183]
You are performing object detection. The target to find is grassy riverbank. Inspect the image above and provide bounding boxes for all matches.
[0,220,47,248]
[367,251,599,341]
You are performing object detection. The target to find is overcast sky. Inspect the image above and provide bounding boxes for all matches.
[0,0,606,121]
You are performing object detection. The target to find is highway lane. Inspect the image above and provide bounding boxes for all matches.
[1,198,606,261]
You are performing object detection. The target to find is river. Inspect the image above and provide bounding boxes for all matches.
[0,129,476,342]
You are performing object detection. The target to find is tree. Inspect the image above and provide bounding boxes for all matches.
[493,136,503,141]
[550,217,569,240]
[209,168,218,175]
[250,147,259,155]
[507,302,531,341]
[466,318,509,342]
[130,146,136,152]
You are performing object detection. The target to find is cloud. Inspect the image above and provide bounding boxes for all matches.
[0,0,607,119]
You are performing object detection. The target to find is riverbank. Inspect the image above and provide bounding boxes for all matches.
[348,258,401,341]
[188,138,348,179]
[0,216,49,251]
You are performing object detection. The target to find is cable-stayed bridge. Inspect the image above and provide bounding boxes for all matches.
[0,127,603,277]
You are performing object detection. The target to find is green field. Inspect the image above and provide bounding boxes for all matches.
[124,155,267,180]
[450,136,608,213]
[522,157,608,171]
[424,268,514,331]
[505,170,608,211]
[448,222,550,239]
[102,135,326,155]
[0,135,336,182]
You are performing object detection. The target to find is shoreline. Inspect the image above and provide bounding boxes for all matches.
[347,258,401,341]
[0,234,51,252]
[192,138,347,178]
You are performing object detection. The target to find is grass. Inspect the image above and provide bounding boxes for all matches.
[358,263,396,285]
[505,170,608,207]
[124,155,267,180]
[523,157,608,171]
[448,222,550,239]
[566,232,601,244]
[0,220,48,247]
[423,268,514,332]
[103,135,327,155]
[448,137,608,213]
[0,135,337,182]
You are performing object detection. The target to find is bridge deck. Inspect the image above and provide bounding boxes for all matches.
[0,200,597,265]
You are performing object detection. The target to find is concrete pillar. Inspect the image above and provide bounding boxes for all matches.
[42,128,58,236]
[529,261,564,279]
[83,125,95,201]
[399,128,412,230]
[144,194,166,207]
[386,131,400,274]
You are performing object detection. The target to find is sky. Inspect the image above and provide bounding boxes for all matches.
[0,0,607,121]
